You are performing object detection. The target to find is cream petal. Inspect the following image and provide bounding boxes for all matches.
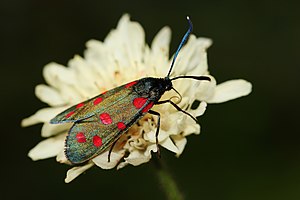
[118,14,145,68]
[84,40,117,85]
[148,26,171,76]
[104,14,145,72]
[207,79,252,103]
[43,63,87,104]
[35,84,65,106]
[171,135,187,157]
[92,150,125,169]
[56,149,69,164]
[160,112,183,135]
[151,26,171,57]
[160,137,179,153]
[28,133,66,161]
[197,37,213,49]
[41,122,70,137]
[195,75,217,101]
[68,55,100,95]
[182,120,200,136]
[84,39,106,69]
[65,162,94,183]
[128,138,147,150]
[21,107,67,127]
[124,150,151,166]
[144,144,158,157]
[116,161,128,170]
[58,84,86,104]
[188,37,212,75]
[104,29,129,70]
[144,129,169,143]
[172,79,193,99]
[190,101,207,117]
[171,35,196,76]
[43,62,76,88]
[172,36,212,76]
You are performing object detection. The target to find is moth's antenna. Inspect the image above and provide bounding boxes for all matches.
[167,16,193,78]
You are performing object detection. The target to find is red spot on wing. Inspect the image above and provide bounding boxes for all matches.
[93,97,103,105]
[117,122,126,130]
[93,135,102,147]
[76,132,86,143]
[76,103,84,109]
[99,113,113,125]
[142,102,154,113]
[65,111,75,118]
[133,97,147,109]
[125,81,138,88]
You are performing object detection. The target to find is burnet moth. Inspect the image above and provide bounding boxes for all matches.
[50,17,211,164]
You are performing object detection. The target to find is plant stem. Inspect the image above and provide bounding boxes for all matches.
[153,157,184,200]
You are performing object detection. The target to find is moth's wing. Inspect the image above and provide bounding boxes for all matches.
[65,85,155,164]
[50,81,136,124]
[65,116,117,164]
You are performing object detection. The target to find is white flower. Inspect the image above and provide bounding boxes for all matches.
[22,14,252,183]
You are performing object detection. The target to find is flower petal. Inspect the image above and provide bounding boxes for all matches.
[147,26,171,76]
[68,55,100,96]
[172,36,212,76]
[41,123,70,137]
[123,150,151,166]
[65,162,94,183]
[171,135,187,157]
[190,101,207,117]
[92,150,125,169]
[28,133,66,161]
[144,143,158,156]
[56,149,69,164]
[182,120,200,136]
[43,63,87,104]
[144,129,169,143]
[116,162,128,170]
[207,79,252,103]
[104,14,145,73]
[35,84,65,106]
[43,62,76,88]
[160,137,179,153]
[195,75,216,101]
[21,107,67,127]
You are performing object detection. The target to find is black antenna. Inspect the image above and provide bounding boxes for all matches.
[166,16,193,78]
[170,75,211,82]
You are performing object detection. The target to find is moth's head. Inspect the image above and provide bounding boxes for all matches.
[133,77,172,99]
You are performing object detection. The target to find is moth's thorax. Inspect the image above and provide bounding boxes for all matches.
[133,77,172,101]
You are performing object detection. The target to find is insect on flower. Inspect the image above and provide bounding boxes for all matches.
[50,17,211,164]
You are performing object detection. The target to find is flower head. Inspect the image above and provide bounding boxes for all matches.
[22,14,252,183]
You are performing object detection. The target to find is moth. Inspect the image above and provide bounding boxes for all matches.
[50,17,210,164]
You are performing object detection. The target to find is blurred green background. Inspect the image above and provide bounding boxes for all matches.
[1,0,299,199]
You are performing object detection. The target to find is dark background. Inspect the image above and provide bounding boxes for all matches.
[1,0,299,199]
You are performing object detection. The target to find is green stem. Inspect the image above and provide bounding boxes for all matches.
[153,157,184,200]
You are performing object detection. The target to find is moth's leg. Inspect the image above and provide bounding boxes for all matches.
[108,139,118,162]
[156,100,198,123]
[148,110,161,157]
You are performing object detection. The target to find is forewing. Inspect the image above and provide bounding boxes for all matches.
[50,81,137,124]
